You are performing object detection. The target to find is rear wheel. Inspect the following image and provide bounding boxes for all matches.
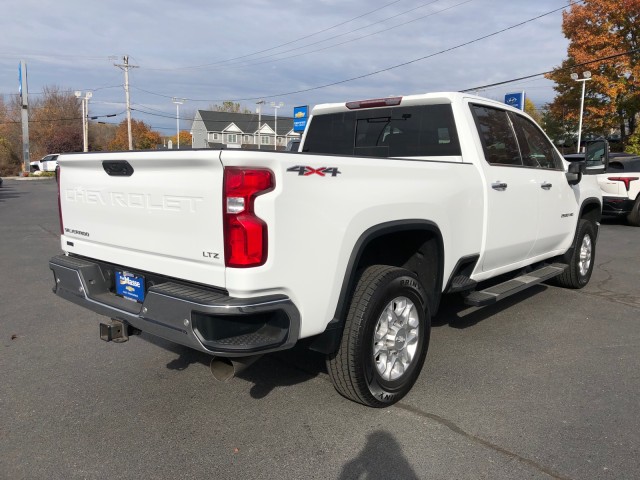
[553,219,596,289]
[326,265,430,407]
[626,196,640,227]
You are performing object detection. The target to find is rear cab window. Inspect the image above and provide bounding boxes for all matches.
[303,104,461,158]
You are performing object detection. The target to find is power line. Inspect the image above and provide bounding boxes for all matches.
[143,0,406,71]
[215,0,475,70]
[460,47,640,93]
[0,112,124,125]
[2,84,123,97]
[132,2,581,103]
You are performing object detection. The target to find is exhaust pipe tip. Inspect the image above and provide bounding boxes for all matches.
[210,355,262,382]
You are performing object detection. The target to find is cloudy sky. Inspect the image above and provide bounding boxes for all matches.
[1,0,572,134]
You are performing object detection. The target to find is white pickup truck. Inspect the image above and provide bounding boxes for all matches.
[50,92,604,407]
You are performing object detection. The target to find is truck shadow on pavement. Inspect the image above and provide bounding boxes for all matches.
[238,347,325,399]
[142,335,325,400]
[433,285,548,329]
[143,284,551,398]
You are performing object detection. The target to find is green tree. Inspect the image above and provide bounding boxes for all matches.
[545,0,640,145]
[626,130,640,155]
[108,119,162,151]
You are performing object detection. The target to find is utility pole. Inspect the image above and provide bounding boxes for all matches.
[256,100,265,150]
[114,55,138,150]
[19,60,30,173]
[75,91,92,152]
[571,71,591,153]
[172,97,186,149]
[271,102,284,151]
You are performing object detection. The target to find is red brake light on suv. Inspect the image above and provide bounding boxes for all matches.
[607,176,639,191]
[223,168,274,267]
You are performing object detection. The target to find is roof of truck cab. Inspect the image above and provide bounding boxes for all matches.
[310,92,522,116]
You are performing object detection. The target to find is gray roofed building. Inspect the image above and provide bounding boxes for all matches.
[190,110,300,150]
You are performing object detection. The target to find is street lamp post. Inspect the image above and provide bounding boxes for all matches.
[570,71,591,153]
[74,91,92,152]
[172,97,186,149]
[271,102,284,151]
[256,100,265,150]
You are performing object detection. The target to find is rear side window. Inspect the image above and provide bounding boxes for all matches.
[470,104,522,166]
[303,104,461,157]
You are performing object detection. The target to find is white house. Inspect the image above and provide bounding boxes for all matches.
[190,110,299,150]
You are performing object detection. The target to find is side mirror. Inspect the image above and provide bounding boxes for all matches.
[566,161,585,185]
[584,139,609,174]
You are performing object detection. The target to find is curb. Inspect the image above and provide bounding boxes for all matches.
[3,176,55,181]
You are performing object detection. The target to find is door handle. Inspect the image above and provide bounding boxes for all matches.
[491,182,508,191]
[541,182,552,190]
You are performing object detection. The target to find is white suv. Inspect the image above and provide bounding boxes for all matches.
[30,154,59,173]
[599,154,640,226]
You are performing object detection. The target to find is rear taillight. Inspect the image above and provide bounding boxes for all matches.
[608,176,639,191]
[56,166,63,234]
[223,168,274,267]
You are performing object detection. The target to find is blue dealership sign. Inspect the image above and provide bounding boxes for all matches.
[505,92,525,111]
[293,105,309,132]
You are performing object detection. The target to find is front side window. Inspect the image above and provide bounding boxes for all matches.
[261,135,270,145]
[303,104,461,157]
[470,104,522,166]
[227,134,238,144]
[510,113,563,170]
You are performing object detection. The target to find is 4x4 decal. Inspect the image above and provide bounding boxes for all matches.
[287,165,341,177]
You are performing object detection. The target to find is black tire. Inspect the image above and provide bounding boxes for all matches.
[326,265,430,407]
[626,196,640,227]
[553,219,596,289]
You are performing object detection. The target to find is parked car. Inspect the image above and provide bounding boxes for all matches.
[285,139,300,152]
[30,154,59,172]
[599,154,640,225]
[565,147,640,226]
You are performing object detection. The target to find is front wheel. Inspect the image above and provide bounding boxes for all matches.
[553,219,596,289]
[326,265,430,407]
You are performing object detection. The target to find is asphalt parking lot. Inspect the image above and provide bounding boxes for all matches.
[1,178,639,480]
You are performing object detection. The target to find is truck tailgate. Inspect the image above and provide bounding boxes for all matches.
[58,151,226,288]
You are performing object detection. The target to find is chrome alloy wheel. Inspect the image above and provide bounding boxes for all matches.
[579,234,593,277]
[373,296,420,382]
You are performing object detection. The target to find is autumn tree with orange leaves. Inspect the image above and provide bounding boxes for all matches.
[545,0,640,147]
[169,130,192,148]
[107,119,162,151]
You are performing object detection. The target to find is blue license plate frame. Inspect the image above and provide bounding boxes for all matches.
[115,270,145,303]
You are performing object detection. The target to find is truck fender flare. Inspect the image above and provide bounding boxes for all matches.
[309,220,444,354]
[578,197,602,221]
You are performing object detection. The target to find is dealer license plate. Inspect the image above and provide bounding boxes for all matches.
[115,270,145,302]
